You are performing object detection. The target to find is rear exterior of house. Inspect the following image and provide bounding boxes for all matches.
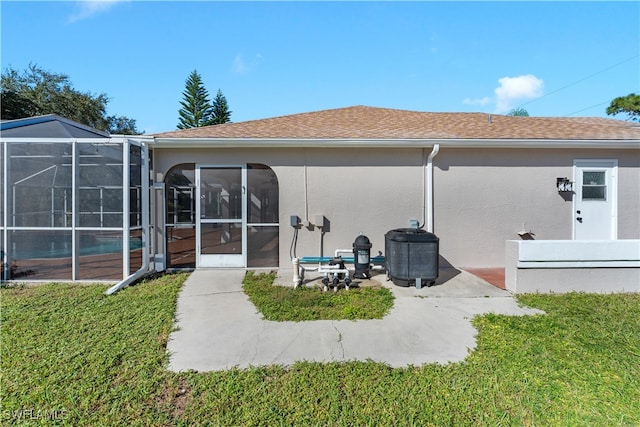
[2,107,639,292]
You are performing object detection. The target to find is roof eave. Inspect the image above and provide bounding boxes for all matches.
[149,137,640,150]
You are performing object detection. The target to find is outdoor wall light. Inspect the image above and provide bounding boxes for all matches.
[556,177,574,192]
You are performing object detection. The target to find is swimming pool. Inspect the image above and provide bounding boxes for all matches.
[7,237,143,260]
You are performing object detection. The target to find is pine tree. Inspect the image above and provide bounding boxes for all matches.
[177,70,213,129]
[211,89,232,124]
[606,93,640,122]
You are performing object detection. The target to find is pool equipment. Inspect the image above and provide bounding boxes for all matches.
[292,235,384,291]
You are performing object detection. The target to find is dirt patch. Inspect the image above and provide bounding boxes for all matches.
[157,376,192,421]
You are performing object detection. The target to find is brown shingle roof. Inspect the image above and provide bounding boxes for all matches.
[152,105,640,140]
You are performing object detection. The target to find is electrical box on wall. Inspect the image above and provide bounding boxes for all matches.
[314,214,325,229]
[290,215,300,228]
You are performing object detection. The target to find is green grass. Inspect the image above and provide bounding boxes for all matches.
[1,274,639,426]
[0,273,190,426]
[242,271,395,321]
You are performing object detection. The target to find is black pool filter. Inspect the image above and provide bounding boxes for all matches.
[352,234,372,279]
[385,228,439,288]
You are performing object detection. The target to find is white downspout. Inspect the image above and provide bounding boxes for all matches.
[425,144,440,233]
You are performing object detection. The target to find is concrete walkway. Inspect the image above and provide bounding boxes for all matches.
[167,269,543,372]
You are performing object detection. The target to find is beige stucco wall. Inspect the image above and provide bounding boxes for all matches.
[153,147,425,267]
[152,145,640,269]
[435,148,640,266]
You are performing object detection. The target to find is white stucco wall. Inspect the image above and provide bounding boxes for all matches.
[152,145,640,269]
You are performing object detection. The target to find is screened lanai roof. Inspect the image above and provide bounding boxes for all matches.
[1,114,109,138]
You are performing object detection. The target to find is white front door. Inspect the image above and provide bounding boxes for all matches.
[574,160,617,240]
[196,165,246,267]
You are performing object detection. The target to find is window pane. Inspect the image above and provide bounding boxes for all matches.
[166,164,195,226]
[130,188,142,227]
[168,187,194,225]
[78,231,123,280]
[583,171,605,186]
[129,145,142,186]
[200,168,242,220]
[8,142,72,227]
[248,226,279,267]
[247,164,279,224]
[129,229,143,274]
[103,214,124,228]
[165,164,196,269]
[103,188,123,212]
[13,186,52,227]
[78,143,123,186]
[8,230,72,280]
[78,142,123,227]
[129,145,142,227]
[200,223,242,255]
[582,186,606,201]
[167,225,195,268]
[78,188,123,227]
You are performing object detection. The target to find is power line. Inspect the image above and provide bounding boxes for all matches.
[516,54,639,110]
[562,101,610,117]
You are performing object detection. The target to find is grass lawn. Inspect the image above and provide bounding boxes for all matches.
[243,271,394,321]
[1,273,639,426]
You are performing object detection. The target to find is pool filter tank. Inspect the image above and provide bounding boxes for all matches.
[352,234,372,279]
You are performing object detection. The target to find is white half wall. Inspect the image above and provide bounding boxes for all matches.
[506,240,640,293]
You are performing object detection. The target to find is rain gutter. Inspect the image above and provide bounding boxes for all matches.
[149,137,640,150]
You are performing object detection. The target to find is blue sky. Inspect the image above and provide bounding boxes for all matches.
[2,1,638,134]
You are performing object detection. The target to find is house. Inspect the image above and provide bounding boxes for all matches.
[2,107,639,293]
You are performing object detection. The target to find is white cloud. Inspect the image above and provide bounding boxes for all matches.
[494,74,544,113]
[232,53,263,74]
[69,0,126,23]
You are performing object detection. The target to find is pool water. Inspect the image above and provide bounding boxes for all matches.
[8,239,143,259]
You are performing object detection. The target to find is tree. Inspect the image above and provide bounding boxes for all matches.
[1,64,141,134]
[507,107,529,117]
[177,70,214,129]
[106,115,140,134]
[606,93,640,122]
[210,89,232,124]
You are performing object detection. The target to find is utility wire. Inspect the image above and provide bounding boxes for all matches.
[516,54,639,110]
[562,101,610,117]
